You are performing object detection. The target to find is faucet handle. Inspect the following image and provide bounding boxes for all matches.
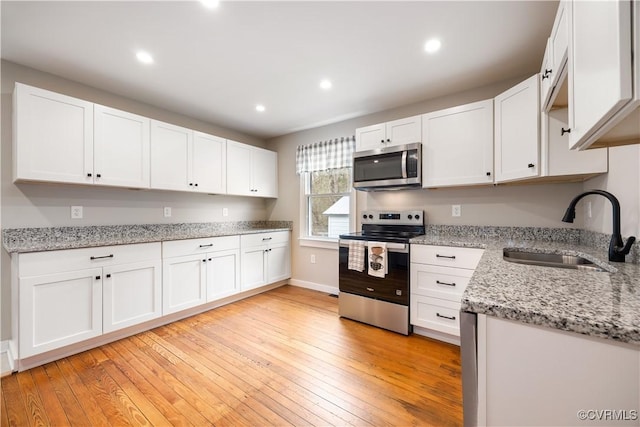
[618,236,636,255]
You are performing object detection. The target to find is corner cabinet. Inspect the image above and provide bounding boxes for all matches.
[13,83,151,188]
[226,140,278,197]
[13,243,162,359]
[150,120,227,194]
[240,231,291,291]
[355,115,422,152]
[421,100,494,188]
[494,74,540,183]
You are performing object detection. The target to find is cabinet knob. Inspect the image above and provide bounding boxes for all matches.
[561,127,571,136]
[195,183,198,187]
[386,139,391,143]
[202,259,206,262]
[380,139,385,143]
[542,69,552,80]
[486,172,491,176]
[189,183,193,186]
[95,275,101,280]
[96,174,101,178]
[106,274,111,278]
[87,173,92,177]
[208,258,212,261]
[528,163,535,168]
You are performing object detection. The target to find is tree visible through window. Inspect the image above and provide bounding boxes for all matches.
[305,167,351,238]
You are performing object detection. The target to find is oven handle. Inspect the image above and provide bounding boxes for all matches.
[339,240,408,253]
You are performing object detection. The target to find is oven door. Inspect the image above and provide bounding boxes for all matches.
[338,241,409,305]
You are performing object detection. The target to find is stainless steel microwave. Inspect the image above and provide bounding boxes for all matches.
[352,143,421,191]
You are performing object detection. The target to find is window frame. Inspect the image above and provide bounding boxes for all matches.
[298,168,356,249]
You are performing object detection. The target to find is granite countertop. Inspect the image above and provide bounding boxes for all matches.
[2,221,293,253]
[410,227,640,346]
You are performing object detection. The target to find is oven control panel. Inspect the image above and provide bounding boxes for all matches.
[361,210,424,225]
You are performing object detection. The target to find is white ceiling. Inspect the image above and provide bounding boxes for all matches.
[1,1,558,139]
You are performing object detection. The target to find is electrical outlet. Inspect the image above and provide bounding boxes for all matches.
[452,205,461,217]
[163,207,172,217]
[222,208,229,217]
[310,254,316,264]
[71,206,83,219]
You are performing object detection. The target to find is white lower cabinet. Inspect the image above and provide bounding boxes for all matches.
[162,235,241,315]
[478,314,640,426]
[15,242,161,359]
[410,245,484,340]
[240,231,291,291]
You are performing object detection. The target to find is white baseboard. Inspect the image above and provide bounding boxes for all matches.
[412,326,460,346]
[288,278,338,295]
[1,340,15,376]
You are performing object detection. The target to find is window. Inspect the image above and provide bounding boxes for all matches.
[304,167,351,238]
[296,136,355,241]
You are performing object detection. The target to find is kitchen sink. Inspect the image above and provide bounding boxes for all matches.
[503,249,609,272]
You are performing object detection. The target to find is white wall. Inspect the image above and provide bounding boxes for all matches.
[583,145,640,239]
[267,75,586,290]
[0,60,272,339]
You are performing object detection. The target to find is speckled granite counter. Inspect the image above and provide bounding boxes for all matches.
[410,226,640,345]
[2,221,293,253]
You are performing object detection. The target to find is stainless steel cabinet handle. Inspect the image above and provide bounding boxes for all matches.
[90,254,114,260]
[366,287,374,292]
[436,280,456,287]
[436,313,456,321]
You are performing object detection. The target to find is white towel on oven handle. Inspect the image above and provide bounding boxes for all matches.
[347,240,365,272]
[367,241,387,278]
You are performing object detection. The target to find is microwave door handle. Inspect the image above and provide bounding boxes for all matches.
[401,150,408,179]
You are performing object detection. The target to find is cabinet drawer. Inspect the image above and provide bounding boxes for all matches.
[410,264,472,300]
[19,242,161,277]
[410,295,461,336]
[411,245,484,269]
[162,235,240,258]
[241,231,289,247]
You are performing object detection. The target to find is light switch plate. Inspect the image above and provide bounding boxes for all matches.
[223,208,229,217]
[452,205,461,217]
[163,207,172,217]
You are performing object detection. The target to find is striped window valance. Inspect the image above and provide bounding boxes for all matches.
[295,136,355,174]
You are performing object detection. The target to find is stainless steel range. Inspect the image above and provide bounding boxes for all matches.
[338,210,425,335]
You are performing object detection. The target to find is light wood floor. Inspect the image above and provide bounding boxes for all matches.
[1,285,463,426]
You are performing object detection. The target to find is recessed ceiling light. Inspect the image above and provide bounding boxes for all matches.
[136,51,154,64]
[424,38,442,54]
[256,104,266,112]
[320,79,332,90]
[201,0,220,9]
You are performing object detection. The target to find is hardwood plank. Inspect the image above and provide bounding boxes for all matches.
[3,286,463,427]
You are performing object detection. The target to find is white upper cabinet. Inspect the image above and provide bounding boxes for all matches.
[226,140,278,198]
[568,0,634,150]
[94,105,150,188]
[355,115,421,152]
[13,83,94,184]
[150,121,227,194]
[192,131,227,194]
[494,74,540,183]
[150,120,192,191]
[541,108,608,178]
[541,1,569,112]
[422,99,494,188]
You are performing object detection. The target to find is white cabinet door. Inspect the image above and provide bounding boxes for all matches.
[162,254,207,315]
[252,147,278,198]
[19,268,103,358]
[422,100,493,187]
[150,120,192,191]
[385,115,422,147]
[206,249,240,302]
[192,131,226,194]
[543,108,608,177]
[267,242,291,283]
[103,260,161,333]
[241,246,267,291]
[568,0,633,150]
[494,74,540,183]
[94,105,150,189]
[13,83,93,184]
[226,140,253,196]
[355,123,386,151]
